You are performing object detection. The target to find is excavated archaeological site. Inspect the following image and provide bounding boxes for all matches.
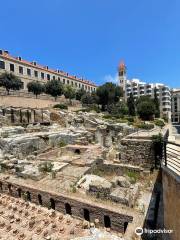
[0,107,167,240]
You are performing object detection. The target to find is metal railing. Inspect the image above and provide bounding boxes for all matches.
[163,141,180,176]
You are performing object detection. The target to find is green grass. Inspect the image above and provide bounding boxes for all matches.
[125,170,140,184]
[59,140,67,148]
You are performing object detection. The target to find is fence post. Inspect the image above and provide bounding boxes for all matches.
[164,141,167,166]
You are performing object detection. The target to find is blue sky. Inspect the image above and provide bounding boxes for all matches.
[1,0,180,87]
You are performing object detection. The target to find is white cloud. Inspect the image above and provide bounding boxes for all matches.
[104,73,119,84]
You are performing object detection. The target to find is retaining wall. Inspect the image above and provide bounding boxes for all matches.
[162,167,180,240]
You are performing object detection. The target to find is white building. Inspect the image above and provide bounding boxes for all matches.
[171,89,180,124]
[118,61,171,119]
[0,50,97,92]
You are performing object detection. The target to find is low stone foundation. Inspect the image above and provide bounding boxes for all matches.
[0,180,133,233]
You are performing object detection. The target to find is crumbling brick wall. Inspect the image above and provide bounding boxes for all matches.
[0,181,133,233]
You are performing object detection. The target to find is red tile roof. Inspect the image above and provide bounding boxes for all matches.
[1,51,97,87]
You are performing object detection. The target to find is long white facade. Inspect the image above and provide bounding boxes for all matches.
[171,89,180,124]
[118,62,171,119]
[0,50,97,92]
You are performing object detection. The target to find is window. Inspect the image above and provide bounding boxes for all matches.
[19,66,23,74]
[47,74,50,80]
[41,72,44,79]
[34,70,38,78]
[10,63,14,72]
[0,60,5,69]
[67,80,69,84]
[27,68,31,76]
[63,79,65,84]
[53,76,55,80]
[58,77,60,81]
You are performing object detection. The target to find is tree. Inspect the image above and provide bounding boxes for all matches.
[63,85,76,104]
[127,93,136,116]
[96,82,123,110]
[27,81,45,98]
[75,88,86,101]
[107,101,128,116]
[137,96,155,120]
[154,87,160,118]
[0,72,23,94]
[91,91,99,104]
[81,93,94,105]
[45,79,63,100]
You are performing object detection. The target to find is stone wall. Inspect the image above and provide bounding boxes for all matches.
[0,181,133,233]
[0,93,81,109]
[0,107,50,125]
[162,167,180,240]
[120,138,155,168]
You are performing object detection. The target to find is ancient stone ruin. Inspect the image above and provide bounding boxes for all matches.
[0,107,169,239]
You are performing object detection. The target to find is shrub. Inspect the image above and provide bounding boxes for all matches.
[152,133,163,142]
[59,140,67,148]
[163,116,168,123]
[136,123,154,130]
[116,119,128,123]
[38,161,54,173]
[102,115,113,119]
[152,133,163,168]
[90,104,101,113]
[154,119,165,128]
[125,170,140,184]
[126,116,135,123]
[53,103,68,110]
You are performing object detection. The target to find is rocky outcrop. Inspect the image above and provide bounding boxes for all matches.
[0,129,93,157]
[0,126,25,137]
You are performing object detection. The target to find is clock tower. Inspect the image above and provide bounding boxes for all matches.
[118,60,127,91]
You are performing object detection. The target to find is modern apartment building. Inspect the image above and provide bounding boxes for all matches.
[171,89,180,124]
[118,61,171,119]
[0,50,97,92]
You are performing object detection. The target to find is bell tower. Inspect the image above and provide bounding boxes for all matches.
[118,60,127,91]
